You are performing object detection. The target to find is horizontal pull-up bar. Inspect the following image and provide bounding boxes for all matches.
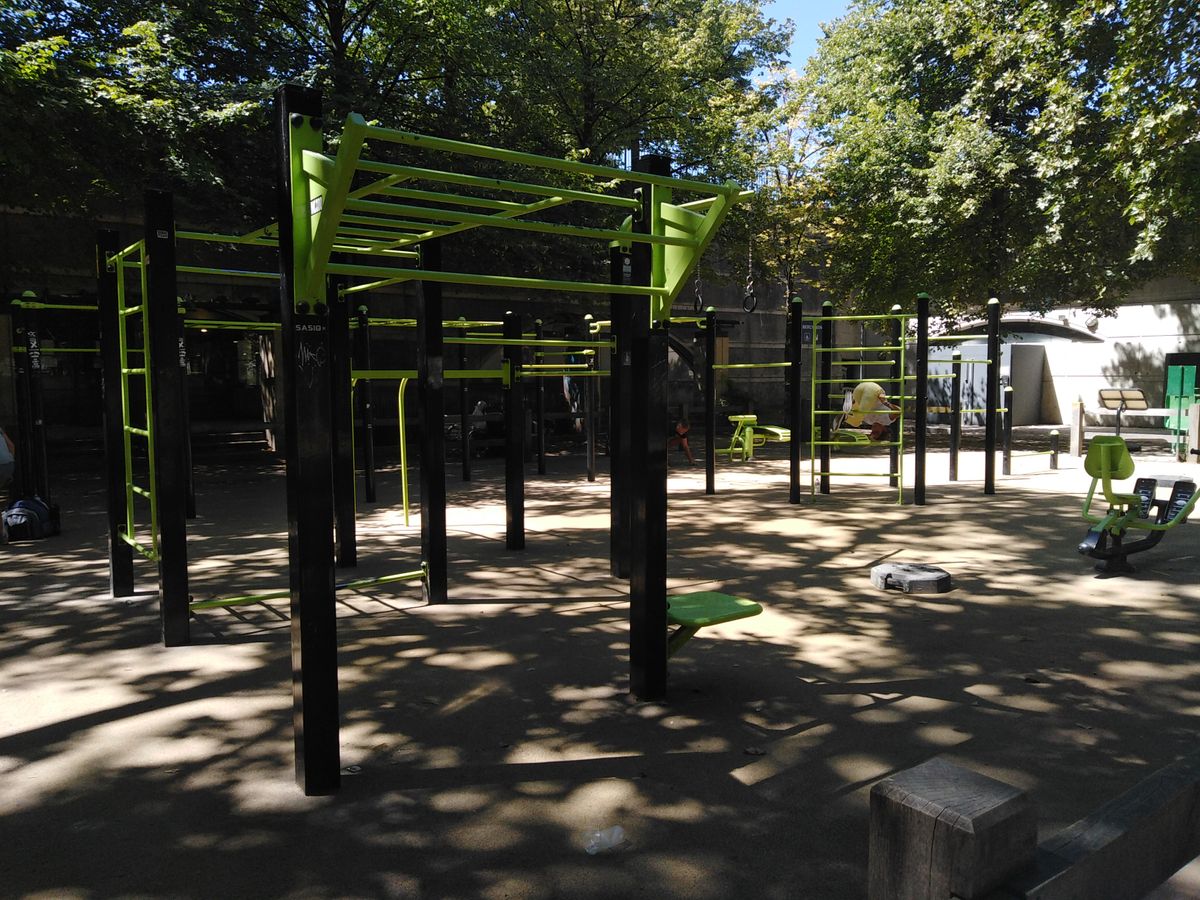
[804,313,913,322]
[813,345,904,353]
[355,159,641,211]
[177,264,279,281]
[10,300,99,312]
[176,230,277,248]
[360,118,736,197]
[189,566,428,611]
[326,262,669,298]
[713,362,789,370]
[343,197,698,248]
[444,336,612,349]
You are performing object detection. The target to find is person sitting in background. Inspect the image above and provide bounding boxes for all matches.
[842,382,900,441]
[667,419,695,466]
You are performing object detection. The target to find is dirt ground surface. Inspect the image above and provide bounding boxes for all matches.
[3,434,1200,899]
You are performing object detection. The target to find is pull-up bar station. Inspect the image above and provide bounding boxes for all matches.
[271,84,743,793]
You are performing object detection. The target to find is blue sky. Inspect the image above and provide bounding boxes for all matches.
[765,0,851,68]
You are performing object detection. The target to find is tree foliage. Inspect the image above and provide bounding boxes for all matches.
[800,0,1200,317]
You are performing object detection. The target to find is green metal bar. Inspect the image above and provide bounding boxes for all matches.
[326,261,669,297]
[712,362,790,370]
[110,240,146,262]
[360,119,733,196]
[399,378,411,527]
[813,377,905,385]
[118,530,159,561]
[804,313,913,322]
[19,346,99,354]
[189,566,428,611]
[119,305,145,316]
[176,230,277,247]
[813,345,904,353]
[11,301,99,312]
[518,370,609,378]
[443,336,613,348]
[183,319,282,331]
[522,362,591,369]
[355,159,642,211]
[810,470,900,477]
[352,368,417,380]
[176,264,279,281]
[810,441,903,447]
[343,197,698,248]
[121,368,148,375]
[126,426,150,438]
[131,485,153,499]
[372,185,530,211]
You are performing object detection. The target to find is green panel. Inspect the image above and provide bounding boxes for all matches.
[657,192,733,322]
[305,114,367,299]
[288,115,326,310]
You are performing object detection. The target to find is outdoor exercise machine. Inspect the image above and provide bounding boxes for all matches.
[1078,435,1198,574]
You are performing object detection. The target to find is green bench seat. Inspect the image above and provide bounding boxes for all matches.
[667,590,763,657]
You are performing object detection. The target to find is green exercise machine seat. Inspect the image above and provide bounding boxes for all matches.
[1083,435,1141,510]
[1078,435,1199,574]
[666,590,763,657]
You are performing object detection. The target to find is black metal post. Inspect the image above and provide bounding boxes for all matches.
[10,296,36,498]
[949,350,962,481]
[275,84,339,795]
[984,298,1001,495]
[704,306,717,495]
[145,190,191,648]
[610,247,632,578]
[179,306,196,520]
[504,311,526,550]
[97,231,135,597]
[628,155,670,701]
[1002,385,1014,476]
[17,297,50,500]
[417,241,449,602]
[889,305,901,489]
[534,319,546,475]
[789,298,804,504]
[353,305,377,503]
[585,315,597,483]
[458,319,470,481]
[1050,430,1059,470]
[914,293,929,505]
[329,273,356,567]
[819,300,833,494]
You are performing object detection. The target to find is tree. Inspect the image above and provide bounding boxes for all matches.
[800,0,1199,318]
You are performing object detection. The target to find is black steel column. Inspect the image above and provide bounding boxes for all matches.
[914,293,929,505]
[329,274,356,567]
[984,297,1001,495]
[789,298,804,503]
[10,296,35,498]
[949,350,962,481]
[534,319,546,475]
[610,247,632,578]
[275,84,339,795]
[889,305,902,488]
[585,315,597,483]
[1002,385,1014,476]
[353,306,377,503]
[97,231,135,597]
[503,311,526,550]
[179,306,195,520]
[144,190,190,647]
[417,241,449,602]
[819,301,833,494]
[704,306,717,496]
[628,155,670,701]
[458,319,471,481]
[17,297,49,500]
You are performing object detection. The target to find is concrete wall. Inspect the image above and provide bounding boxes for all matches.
[1030,277,1200,423]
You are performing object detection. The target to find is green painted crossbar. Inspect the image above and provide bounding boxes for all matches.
[666,591,763,657]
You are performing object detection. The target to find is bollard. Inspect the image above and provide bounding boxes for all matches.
[1050,429,1059,469]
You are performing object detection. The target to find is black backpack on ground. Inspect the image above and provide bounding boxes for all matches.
[3,497,60,542]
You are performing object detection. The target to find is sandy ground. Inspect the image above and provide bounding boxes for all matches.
[2,437,1200,899]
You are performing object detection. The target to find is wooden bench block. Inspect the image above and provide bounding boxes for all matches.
[869,757,1036,900]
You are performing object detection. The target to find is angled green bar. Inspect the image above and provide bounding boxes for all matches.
[177,265,279,281]
[343,197,697,248]
[326,262,669,297]
[360,118,734,196]
[713,362,790,370]
[355,159,642,210]
[176,231,277,247]
[374,185,529,211]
